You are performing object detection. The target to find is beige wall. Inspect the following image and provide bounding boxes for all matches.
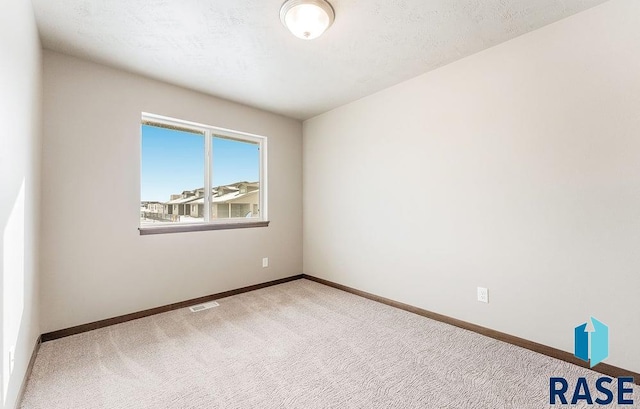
[304,0,640,373]
[41,51,303,333]
[0,0,42,407]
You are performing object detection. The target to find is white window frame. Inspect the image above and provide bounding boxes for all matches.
[139,113,268,235]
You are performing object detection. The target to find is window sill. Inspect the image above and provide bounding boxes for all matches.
[139,221,270,235]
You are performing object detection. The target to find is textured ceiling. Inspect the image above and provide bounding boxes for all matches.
[32,0,608,120]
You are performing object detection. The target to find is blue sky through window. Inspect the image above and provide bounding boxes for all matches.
[141,125,259,202]
[212,136,259,187]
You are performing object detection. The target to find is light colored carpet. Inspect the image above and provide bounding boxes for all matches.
[21,279,637,408]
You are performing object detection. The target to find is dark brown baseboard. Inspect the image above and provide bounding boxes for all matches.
[42,274,304,342]
[302,274,640,385]
[15,335,41,409]
[39,272,639,385]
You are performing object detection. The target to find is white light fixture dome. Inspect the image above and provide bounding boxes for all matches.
[280,0,335,40]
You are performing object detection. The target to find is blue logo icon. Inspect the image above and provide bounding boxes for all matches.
[550,319,633,405]
[574,317,608,368]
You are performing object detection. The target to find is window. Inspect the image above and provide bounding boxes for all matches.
[140,113,268,234]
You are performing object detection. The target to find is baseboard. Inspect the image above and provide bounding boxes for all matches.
[302,274,640,385]
[38,272,640,385]
[41,274,304,342]
[15,335,41,409]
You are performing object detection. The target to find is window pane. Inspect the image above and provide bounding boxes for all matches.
[140,124,205,225]
[211,136,260,220]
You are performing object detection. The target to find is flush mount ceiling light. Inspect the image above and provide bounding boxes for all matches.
[280,0,335,40]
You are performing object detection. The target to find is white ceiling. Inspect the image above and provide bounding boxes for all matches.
[32,0,608,120]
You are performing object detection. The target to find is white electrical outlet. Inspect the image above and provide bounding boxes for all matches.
[262,257,269,268]
[477,287,489,303]
[9,347,15,373]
